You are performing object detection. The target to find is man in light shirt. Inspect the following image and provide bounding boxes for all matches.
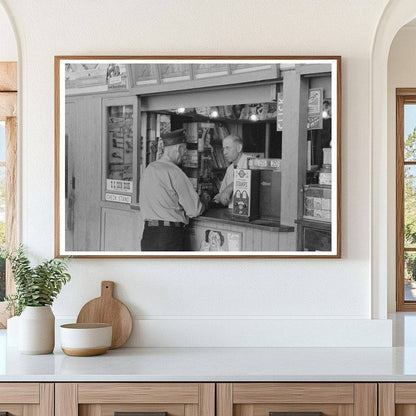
[139,128,208,251]
[213,135,244,207]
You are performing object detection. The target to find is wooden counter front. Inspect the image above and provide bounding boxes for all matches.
[189,208,295,251]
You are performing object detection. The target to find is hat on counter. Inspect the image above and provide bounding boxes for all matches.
[161,128,187,146]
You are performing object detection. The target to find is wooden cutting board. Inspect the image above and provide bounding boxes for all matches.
[76,281,133,349]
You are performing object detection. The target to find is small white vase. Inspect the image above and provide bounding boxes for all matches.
[19,306,55,354]
[6,315,20,347]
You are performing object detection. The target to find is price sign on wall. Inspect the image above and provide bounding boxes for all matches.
[106,179,133,193]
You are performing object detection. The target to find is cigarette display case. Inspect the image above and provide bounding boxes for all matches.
[296,184,332,251]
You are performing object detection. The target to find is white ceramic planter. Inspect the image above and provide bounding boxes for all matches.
[19,305,55,354]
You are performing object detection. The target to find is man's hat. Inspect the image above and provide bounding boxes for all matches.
[161,128,187,146]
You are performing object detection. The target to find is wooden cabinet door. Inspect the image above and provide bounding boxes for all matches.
[217,383,377,416]
[0,383,53,416]
[56,383,215,416]
[379,383,416,416]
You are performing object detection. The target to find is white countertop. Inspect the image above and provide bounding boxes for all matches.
[2,329,416,382]
[3,313,416,382]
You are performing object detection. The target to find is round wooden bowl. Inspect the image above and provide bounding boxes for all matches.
[60,323,112,357]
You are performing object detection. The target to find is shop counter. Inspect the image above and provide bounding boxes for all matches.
[189,208,295,251]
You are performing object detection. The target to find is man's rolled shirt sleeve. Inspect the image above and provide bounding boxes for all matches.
[173,170,204,218]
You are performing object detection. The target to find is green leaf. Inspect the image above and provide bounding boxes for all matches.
[5,245,71,315]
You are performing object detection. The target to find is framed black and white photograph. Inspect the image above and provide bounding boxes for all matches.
[55,56,341,258]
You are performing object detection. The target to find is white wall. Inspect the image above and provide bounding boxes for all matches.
[0,3,16,61]
[0,0,394,346]
[387,25,416,312]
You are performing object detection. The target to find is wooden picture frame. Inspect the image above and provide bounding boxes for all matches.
[55,56,341,258]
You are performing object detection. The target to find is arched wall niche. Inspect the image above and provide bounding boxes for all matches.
[372,0,416,318]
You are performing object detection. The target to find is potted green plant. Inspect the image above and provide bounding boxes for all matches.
[1,245,71,354]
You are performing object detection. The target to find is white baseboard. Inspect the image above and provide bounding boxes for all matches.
[56,317,392,347]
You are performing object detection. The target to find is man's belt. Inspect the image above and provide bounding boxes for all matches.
[145,220,185,228]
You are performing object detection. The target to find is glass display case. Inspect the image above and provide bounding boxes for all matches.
[102,97,140,205]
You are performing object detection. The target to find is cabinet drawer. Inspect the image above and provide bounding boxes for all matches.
[379,383,416,416]
[56,383,215,416]
[217,383,376,416]
[0,383,53,416]
[78,383,200,404]
[0,383,39,403]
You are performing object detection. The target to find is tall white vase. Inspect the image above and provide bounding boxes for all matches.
[19,306,55,354]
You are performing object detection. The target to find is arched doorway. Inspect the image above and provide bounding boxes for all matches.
[371,0,416,319]
[0,0,18,327]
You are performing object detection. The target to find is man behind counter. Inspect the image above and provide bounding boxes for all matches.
[213,135,244,207]
[139,128,208,251]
